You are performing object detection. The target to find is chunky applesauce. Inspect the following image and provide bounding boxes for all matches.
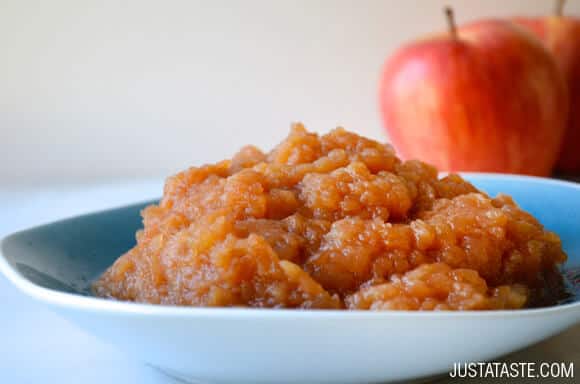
[93,125,567,310]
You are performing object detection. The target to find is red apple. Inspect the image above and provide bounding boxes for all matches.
[379,8,568,176]
[513,0,580,173]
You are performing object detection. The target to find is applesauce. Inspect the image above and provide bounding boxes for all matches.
[93,125,567,310]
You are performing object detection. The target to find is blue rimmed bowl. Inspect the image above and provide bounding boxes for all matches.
[1,174,579,384]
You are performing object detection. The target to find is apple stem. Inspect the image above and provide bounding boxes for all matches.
[444,6,458,40]
[555,0,566,17]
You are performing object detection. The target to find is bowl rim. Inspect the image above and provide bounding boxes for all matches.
[1,172,579,319]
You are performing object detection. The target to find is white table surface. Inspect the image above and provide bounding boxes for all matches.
[0,180,578,384]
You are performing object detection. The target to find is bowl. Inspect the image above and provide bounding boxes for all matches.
[1,174,579,384]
